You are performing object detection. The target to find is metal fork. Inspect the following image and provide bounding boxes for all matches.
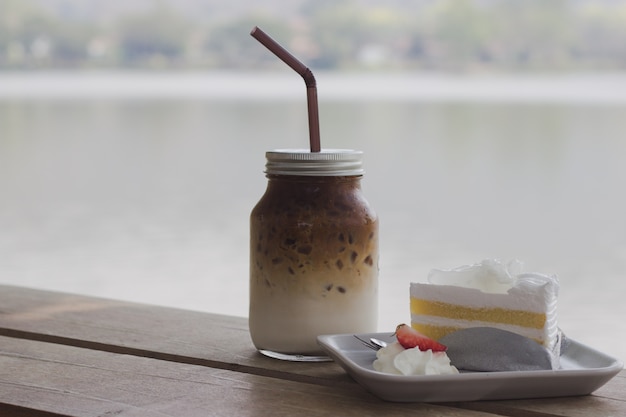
[353,335,388,351]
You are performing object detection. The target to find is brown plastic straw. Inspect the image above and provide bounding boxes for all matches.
[250,26,321,153]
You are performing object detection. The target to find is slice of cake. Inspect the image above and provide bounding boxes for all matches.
[410,259,560,357]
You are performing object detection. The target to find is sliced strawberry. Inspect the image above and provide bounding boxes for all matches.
[395,323,447,352]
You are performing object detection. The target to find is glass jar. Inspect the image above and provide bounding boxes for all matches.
[249,149,379,358]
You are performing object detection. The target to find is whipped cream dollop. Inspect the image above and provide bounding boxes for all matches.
[373,342,459,376]
[427,259,559,299]
[428,259,521,293]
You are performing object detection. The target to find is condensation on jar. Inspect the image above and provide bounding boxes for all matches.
[249,149,379,355]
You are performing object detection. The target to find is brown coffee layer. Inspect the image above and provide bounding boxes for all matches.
[250,176,378,298]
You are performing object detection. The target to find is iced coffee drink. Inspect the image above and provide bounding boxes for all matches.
[249,149,378,356]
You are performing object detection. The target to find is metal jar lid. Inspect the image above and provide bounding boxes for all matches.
[265,149,364,176]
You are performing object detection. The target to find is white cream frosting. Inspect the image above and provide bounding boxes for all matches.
[413,259,559,312]
[373,342,459,376]
[428,259,524,293]
[411,259,560,350]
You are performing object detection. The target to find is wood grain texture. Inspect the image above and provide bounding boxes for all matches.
[0,285,349,385]
[1,285,624,417]
[0,336,492,417]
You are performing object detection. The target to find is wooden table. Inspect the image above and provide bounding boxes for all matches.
[0,285,623,417]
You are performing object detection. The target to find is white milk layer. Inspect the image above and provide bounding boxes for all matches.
[249,273,377,354]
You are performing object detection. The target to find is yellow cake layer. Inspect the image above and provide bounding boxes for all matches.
[411,322,544,345]
[411,323,459,342]
[410,297,546,329]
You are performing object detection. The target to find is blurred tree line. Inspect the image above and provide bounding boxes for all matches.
[2,0,626,72]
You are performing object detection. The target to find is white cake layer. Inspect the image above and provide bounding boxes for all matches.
[410,314,559,345]
[411,282,557,313]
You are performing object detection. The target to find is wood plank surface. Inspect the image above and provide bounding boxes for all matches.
[1,285,624,417]
[0,336,492,417]
[0,285,348,384]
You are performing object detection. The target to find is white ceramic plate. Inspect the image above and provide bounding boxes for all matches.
[317,332,623,402]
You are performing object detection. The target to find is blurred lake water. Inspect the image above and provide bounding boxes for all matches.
[1,72,626,360]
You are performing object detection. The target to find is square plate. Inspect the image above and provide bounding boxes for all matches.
[317,332,623,402]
